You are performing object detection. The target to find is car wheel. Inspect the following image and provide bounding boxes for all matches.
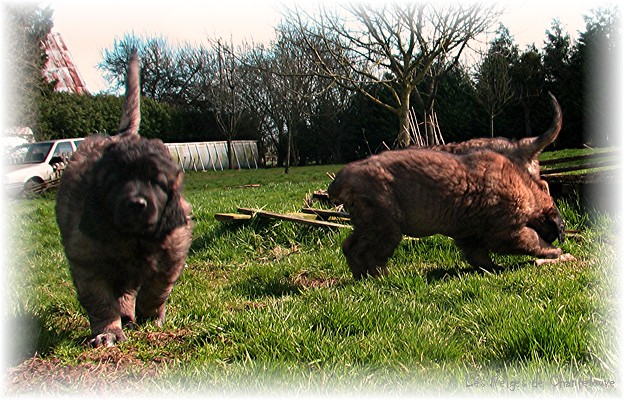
[23,177,44,197]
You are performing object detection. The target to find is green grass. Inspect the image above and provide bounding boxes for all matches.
[538,147,605,161]
[539,147,618,176]
[4,163,620,396]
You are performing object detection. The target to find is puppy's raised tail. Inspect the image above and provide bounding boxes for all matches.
[520,92,562,158]
[117,50,141,135]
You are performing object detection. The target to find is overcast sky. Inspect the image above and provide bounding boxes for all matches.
[46,0,602,94]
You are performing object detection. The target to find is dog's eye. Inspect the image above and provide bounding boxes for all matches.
[101,173,121,190]
[153,174,169,190]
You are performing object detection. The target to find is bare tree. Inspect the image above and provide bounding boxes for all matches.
[239,44,286,166]
[474,50,514,137]
[99,34,205,105]
[241,29,327,173]
[201,38,248,170]
[311,81,353,163]
[282,3,499,148]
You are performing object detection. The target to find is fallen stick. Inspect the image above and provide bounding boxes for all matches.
[237,207,351,229]
[301,207,350,221]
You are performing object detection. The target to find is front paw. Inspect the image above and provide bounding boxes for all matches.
[89,328,127,348]
[535,253,576,266]
[153,314,166,328]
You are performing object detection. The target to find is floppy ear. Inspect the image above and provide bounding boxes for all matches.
[79,184,113,240]
[78,160,118,240]
[154,172,188,238]
[528,207,565,244]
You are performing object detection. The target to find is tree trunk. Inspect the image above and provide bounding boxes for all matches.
[424,111,436,145]
[521,99,533,137]
[285,128,291,174]
[396,91,411,148]
[227,139,234,170]
[331,143,342,164]
[490,113,494,138]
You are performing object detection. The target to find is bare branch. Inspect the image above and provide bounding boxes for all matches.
[280,2,500,147]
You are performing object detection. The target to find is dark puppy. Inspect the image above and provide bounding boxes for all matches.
[56,51,192,347]
[432,93,562,193]
[328,147,570,279]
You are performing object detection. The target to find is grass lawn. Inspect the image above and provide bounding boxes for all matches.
[3,162,620,396]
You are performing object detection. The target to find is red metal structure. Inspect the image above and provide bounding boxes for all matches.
[43,32,88,94]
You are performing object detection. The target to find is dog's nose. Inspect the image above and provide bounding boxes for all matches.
[127,197,148,210]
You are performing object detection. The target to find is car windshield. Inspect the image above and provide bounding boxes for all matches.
[7,142,54,164]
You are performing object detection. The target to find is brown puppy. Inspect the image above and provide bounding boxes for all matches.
[432,93,562,193]
[55,51,192,347]
[328,147,567,279]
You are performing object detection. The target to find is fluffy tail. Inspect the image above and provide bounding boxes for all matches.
[117,50,141,135]
[519,92,562,158]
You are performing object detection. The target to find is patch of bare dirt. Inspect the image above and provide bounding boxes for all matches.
[5,329,194,395]
[292,271,340,289]
[7,352,157,394]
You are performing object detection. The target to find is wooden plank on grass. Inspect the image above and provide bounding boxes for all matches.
[237,207,351,229]
[289,212,319,220]
[214,213,252,223]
